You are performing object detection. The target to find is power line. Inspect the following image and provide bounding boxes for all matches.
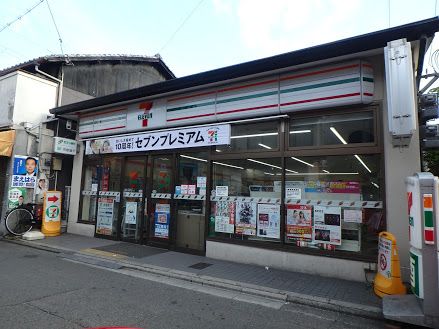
[158,0,206,54]
[45,0,70,63]
[0,0,44,33]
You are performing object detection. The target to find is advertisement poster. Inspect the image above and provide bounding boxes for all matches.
[96,198,114,235]
[85,124,231,154]
[215,201,235,233]
[125,202,138,224]
[305,181,360,194]
[188,185,196,195]
[11,155,39,188]
[215,186,228,197]
[378,236,392,279]
[154,203,170,238]
[343,209,363,223]
[257,204,280,239]
[286,204,313,241]
[235,201,257,235]
[7,187,27,208]
[197,176,207,188]
[313,206,342,245]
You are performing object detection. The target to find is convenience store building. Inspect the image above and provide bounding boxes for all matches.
[50,18,439,282]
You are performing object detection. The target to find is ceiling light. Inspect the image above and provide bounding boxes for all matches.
[231,132,278,139]
[213,161,244,170]
[371,182,379,188]
[285,169,298,174]
[354,155,372,173]
[322,170,330,173]
[264,172,275,176]
[285,172,359,175]
[180,155,207,162]
[291,157,314,167]
[215,149,222,153]
[258,143,272,149]
[247,158,282,169]
[330,127,348,144]
[290,129,311,134]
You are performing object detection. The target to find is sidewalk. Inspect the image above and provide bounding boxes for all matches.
[3,233,382,319]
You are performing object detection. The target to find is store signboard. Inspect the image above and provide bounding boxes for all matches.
[85,124,231,155]
[53,137,77,155]
[43,191,62,223]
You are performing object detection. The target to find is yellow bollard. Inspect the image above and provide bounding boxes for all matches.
[374,231,406,297]
[41,191,62,237]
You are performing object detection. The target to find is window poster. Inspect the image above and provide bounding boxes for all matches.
[286,204,313,241]
[96,198,114,236]
[235,201,257,235]
[215,201,235,233]
[257,204,280,239]
[154,203,170,238]
[124,202,138,224]
[313,206,342,245]
[11,155,39,188]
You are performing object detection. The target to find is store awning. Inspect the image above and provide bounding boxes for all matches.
[0,130,15,157]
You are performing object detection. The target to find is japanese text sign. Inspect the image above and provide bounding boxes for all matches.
[85,124,231,155]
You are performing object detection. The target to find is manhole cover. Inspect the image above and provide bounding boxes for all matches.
[189,262,212,270]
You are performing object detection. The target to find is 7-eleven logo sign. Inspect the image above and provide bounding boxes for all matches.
[137,102,153,127]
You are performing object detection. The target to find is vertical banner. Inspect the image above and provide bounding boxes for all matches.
[214,201,235,233]
[154,203,170,238]
[286,204,313,241]
[96,198,114,235]
[257,204,280,239]
[11,155,39,188]
[235,201,257,235]
[313,206,342,245]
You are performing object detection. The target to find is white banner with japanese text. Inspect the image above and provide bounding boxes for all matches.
[85,124,231,155]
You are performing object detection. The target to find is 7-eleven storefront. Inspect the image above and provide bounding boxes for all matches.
[54,27,429,281]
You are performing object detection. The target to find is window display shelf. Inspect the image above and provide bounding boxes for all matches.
[211,196,281,204]
[174,194,206,200]
[151,193,172,199]
[284,199,382,209]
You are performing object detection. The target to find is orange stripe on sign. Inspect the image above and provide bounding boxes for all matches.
[423,194,433,208]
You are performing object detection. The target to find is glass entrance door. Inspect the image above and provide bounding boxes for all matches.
[175,152,208,252]
[120,157,146,242]
[147,155,173,247]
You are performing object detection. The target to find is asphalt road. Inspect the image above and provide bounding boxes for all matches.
[0,240,396,329]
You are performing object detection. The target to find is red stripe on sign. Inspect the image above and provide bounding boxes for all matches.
[217,79,278,94]
[167,112,216,122]
[79,126,126,134]
[79,108,127,118]
[363,92,373,96]
[362,63,373,69]
[217,103,278,115]
[280,64,359,82]
[169,64,361,103]
[280,92,361,107]
[424,229,434,244]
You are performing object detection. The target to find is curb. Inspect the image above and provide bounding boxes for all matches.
[3,237,383,319]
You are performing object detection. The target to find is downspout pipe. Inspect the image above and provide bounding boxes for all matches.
[416,35,429,91]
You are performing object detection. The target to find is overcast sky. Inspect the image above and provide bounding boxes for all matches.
[0,0,439,78]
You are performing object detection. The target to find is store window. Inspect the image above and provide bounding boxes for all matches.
[284,155,383,256]
[289,111,375,148]
[79,159,100,223]
[210,157,282,242]
[216,120,279,152]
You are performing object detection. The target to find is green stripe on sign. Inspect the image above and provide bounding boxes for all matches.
[167,101,216,112]
[167,76,370,113]
[424,211,434,227]
[280,77,360,94]
[216,90,278,105]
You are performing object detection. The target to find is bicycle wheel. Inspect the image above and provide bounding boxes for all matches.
[4,208,33,236]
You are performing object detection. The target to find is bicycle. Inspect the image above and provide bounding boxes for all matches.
[4,203,43,236]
